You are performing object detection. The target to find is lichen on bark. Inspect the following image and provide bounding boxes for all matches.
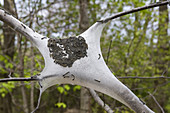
[47,36,88,67]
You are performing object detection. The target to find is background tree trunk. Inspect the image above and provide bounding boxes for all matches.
[153,0,169,112]
[18,36,29,113]
[30,46,35,111]
[79,0,91,113]
[2,0,15,58]
[0,0,16,113]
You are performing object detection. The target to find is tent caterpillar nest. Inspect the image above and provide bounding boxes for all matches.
[47,36,88,67]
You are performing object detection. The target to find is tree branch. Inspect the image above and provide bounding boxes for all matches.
[148,92,165,113]
[98,1,170,23]
[89,89,114,113]
[117,76,170,79]
[0,77,40,82]
[0,75,169,82]
[0,8,45,48]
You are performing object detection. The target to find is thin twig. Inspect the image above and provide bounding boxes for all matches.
[104,38,114,107]
[89,89,114,113]
[132,81,170,91]
[106,39,113,65]
[98,1,170,23]
[117,76,170,79]
[148,92,165,113]
[22,1,58,19]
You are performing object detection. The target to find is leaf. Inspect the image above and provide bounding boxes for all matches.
[1,93,5,98]
[55,102,67,108]
[57,86,64,94]
[73,85,81,92]
[64,85,70,91]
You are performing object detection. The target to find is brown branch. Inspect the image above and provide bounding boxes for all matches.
[98,1,170,23]
[117,76,170,79]
[148,92,165,113]
[22,1,58,19]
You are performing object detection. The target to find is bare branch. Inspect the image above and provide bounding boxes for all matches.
[0,77,40,82]
[89,89,114,113]
[148,92,165,113]
[117,76,170,79]
[22,1,58,19]
[98,1,170,23]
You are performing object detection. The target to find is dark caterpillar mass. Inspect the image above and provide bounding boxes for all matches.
[47,36,88,67]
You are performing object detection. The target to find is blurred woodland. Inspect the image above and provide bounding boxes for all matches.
[0,0,169,113]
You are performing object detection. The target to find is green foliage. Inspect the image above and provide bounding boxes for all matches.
[55,102,67,108]
[73,85,81,92]
[57,86,65,94]
[64,84,70,91]
[57,85,71,95]
[0,55,12,73]
[0,82,15,98]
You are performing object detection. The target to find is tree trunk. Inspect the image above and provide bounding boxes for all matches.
[153,0,169,112]
[18,36,29,113]
[30,46,35,111]
[79,0,91,113]
[2,0,15,58]
[0,0,16,113]
[157,0,169,71]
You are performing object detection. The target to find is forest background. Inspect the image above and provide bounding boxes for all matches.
[0,0,169,113]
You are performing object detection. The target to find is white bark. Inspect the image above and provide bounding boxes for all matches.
[0,8,154,113]
[89,89,113,113]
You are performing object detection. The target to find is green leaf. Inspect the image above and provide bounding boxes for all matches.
[1,93,5,98]
[64,85,70,91]
[73,85,81,92]
[55,102,66,108]
[57,86,64,94]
